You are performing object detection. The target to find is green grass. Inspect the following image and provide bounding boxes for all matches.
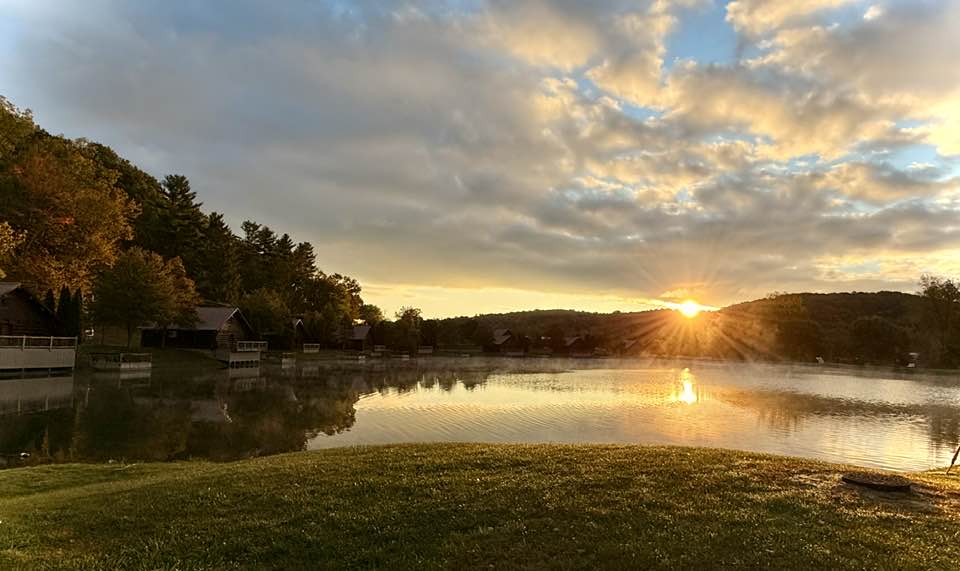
[1,445,959,570]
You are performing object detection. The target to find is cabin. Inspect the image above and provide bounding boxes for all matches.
[291,318,306,348]
[263,318,307,351]
[0,283,76,370]
[345,325,372,352]
[488,329,528,355]
[0,282,59,337]
[564,335,592,357]
[141,306,255,351]
[141,307,265,365]
[618,338,641,356]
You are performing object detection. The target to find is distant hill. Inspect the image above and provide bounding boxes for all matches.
[429,291,936,365]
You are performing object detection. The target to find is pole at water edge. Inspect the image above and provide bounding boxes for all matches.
[948,445,960,473]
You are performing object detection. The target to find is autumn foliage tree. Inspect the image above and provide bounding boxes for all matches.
[0,99,137,292]
[0,221,22,279]
[90,248,199,346]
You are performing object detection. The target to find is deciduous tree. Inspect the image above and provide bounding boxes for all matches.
[90,248,199,347]
[0,222,23,280]
[239,288,289,338]
[359,304,384,326]
[1,135,137,292]
[920,275,960,366]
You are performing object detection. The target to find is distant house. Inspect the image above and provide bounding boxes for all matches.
[619,338,641,356]
[488,328,528,354]
[564,336,591,357]
[141,306,257,352]
[345,324,372,352]
[0,283,59,337]
[0,283,76,370]
[263,318,306,351]
[291,318,306,346]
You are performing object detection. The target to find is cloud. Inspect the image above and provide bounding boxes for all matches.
[816,161,959,204]
[662,63,896,159]
[478,0,604,70]
[585,4,676,107]
[726,0,859,35]
[1,0,958,315]
[756,1,960,154]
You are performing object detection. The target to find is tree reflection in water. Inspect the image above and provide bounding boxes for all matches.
[3,359,960,471]
[0,361,500,467]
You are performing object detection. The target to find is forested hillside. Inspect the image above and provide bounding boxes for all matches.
[431,289,958,368]
[0,97,371,345]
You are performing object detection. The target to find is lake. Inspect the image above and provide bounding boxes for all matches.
[2,359,958,471]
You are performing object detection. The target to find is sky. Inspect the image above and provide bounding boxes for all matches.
[2,0,959,318]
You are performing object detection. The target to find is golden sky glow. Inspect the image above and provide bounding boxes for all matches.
[677,300,703,319]
[5,0,959,317]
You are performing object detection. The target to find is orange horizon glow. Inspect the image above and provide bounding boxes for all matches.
[677,300,705,318]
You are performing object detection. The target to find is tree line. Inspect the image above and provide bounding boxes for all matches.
[0,96,378,345]
[3,94,958,364]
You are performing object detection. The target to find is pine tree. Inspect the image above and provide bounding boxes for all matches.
[71,288,84,339]
[157,174,205,277]
[56,286,72,334]
[44,289,56,313]
[196,213,242,304]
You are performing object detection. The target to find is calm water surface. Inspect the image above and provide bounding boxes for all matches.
[2,359,958,471]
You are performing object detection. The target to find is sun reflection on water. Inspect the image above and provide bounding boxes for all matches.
[672,368,699,404]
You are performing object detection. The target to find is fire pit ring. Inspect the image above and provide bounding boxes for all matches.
[841,471,912,492]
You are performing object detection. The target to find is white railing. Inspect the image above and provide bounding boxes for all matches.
[302,343,320,353]
[89,352,152,363]
[0,336,77,370]
[89,352,153,370]
[0,336,78,349]
[235,341,268,353]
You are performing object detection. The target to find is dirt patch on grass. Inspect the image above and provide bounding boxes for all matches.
[787,471,960,515]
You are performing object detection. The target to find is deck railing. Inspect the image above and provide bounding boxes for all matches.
[0,336,78,349]
[302,343,320,353]
[0,336,77,370]
[89,352,152,364]
[235,341,268,353]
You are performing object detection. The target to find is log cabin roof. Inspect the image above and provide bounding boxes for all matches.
[350,325,371,340]
[0,282,22,297]
[492,328,512,345]
[0,282,56,317]
[144,306,254,334]
[195,307,245,331]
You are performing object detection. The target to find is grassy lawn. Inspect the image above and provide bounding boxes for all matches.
[1,445,959,570]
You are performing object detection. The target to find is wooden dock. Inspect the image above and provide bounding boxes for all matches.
[0,336,77,371]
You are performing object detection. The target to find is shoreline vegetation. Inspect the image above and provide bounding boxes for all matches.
[69,344,960,377]
[1,444,959,569]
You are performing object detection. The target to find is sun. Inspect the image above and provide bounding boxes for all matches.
[678,299,702,318]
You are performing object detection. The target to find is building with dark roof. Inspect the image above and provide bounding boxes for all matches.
[141,306,257,352]
[0,282,59,337]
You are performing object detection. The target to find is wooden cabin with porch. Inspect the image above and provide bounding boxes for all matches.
[263,318,307,351]
[141,306,266,365]
[0,282,77,370]
[345,325,372,352]
[488,328,528,355]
